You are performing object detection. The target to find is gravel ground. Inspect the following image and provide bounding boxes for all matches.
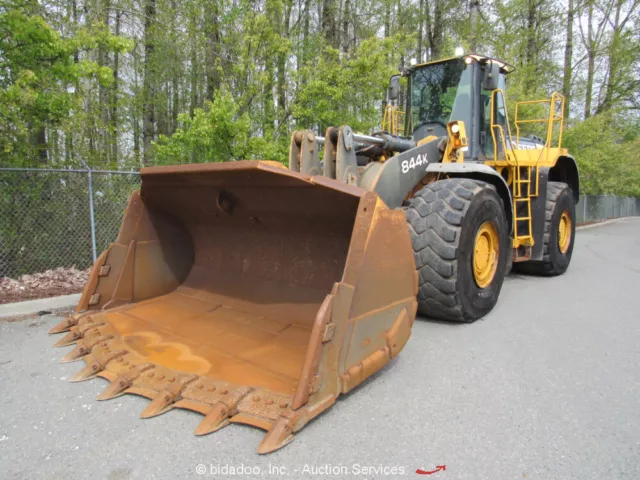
[1,218,639,480]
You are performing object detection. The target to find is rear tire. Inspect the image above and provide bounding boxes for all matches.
[405,178,509,322]
[513,182,575,276]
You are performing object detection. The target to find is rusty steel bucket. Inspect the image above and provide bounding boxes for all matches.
[50,161,417,453]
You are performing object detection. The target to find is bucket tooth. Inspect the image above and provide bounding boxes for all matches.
[97,363,153,400]
[53,329,82,348]
[194,403,231,436]
[97,376,132,401]
[59,343,90,363]
[70,360,103,382]
[257,416,295,455]
[141,391,176,419]
[49,315,81,334]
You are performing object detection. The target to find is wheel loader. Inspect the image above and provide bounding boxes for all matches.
[50,54,578,453]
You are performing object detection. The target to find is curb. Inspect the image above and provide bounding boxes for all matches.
[576,217,637,231]
[0,293,80,319]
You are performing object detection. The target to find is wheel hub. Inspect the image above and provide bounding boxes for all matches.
[558,210,572,254]
[473,221,499,288]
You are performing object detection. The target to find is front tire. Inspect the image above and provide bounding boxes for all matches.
[405,178,509,322]
[514,182,575,276]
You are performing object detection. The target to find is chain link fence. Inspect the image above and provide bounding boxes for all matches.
[0,168,139,279]
[575,195,640,224]
[0,167,639,279]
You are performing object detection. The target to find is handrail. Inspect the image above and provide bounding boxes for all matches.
[382,104,405,136]
[514,92,565,163]
[490,89,518,166]
[514,92,565,195]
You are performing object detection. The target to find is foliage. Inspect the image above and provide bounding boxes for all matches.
[564,112,640,196]
[0,0,638,196]
[0,4,131,165]
[293,37,406,132]
[154,90,285,163]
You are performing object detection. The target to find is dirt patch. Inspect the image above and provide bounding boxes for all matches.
[0,267,88,305]
[0,286,82,304]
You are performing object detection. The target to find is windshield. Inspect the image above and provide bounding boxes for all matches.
[410,59,473,134]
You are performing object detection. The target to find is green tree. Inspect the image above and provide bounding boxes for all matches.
[0,0,637,199]
[564,112,640,196]
[153,90,283,164]
[0,3,130,166]
[293,37,406,133]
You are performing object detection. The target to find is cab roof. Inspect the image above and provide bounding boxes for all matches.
[412,54,516,74]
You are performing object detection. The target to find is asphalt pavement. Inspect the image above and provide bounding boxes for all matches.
[1,218,639,480]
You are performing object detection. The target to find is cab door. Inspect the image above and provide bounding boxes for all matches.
[480,69,508,161]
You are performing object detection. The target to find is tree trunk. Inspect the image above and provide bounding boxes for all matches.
[424,3,432,58]
[277,1,292,125]
[99,0,111,164]
[597,0,622,113]
[524,0,538,94]
[170,0,179,134]
[143,0,156,164]
[584,51,594,118]
[302,0,310,64]
[418,0,424,61]
[72,0,79,64]
[172,75,179,134]
[396,0,405,66]
[189,12,199,116]
[156,83,168,136]
[431,0,443,60]
[384,0,390,38]
[110,9,121,163]
[264,49,275,136]
[322,0,338,48]
[342,0,350,54]
[133,40,140,163]
[35,126,48,164]
[205,0,221,101]
[584,2,594,119]
[66,0,79,163]
[469,0,480,52]
[561,0,573,118]
[424,1,443,60]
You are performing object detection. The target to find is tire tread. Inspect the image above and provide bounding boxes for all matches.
[514,181,572,275]
[406,178,496,321]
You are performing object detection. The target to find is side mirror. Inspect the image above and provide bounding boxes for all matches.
[483,61,500,91]
[388,75,401,101]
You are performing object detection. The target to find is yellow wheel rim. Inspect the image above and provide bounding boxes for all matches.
[473,221,499,289]
[558,210,572,254]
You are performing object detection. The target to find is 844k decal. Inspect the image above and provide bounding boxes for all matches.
[401,152,428,174]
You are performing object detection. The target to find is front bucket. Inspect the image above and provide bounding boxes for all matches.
[50,161,417,453]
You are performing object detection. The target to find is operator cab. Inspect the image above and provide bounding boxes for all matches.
[402,55,515,161]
